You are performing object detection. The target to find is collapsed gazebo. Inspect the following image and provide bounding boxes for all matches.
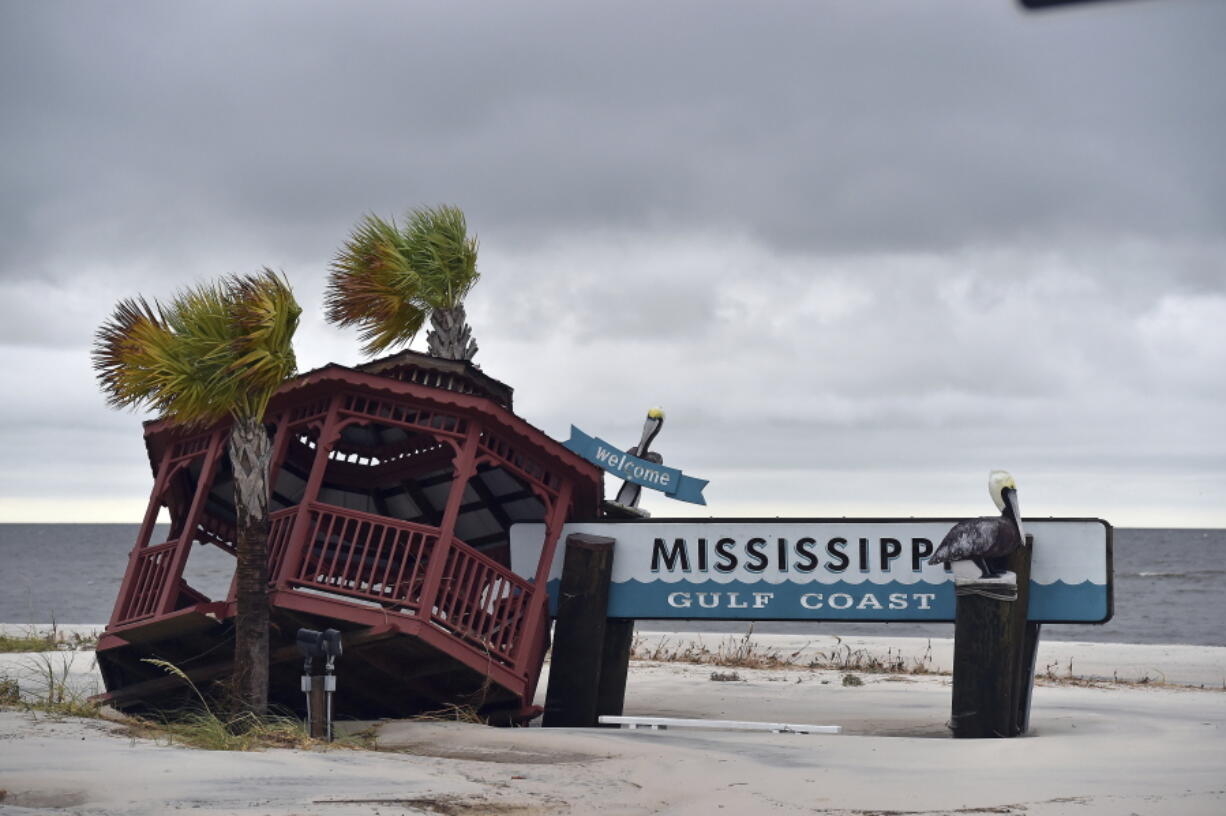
[94,351,602,722]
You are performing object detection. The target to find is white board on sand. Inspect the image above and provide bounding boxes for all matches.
[598,715,841,734]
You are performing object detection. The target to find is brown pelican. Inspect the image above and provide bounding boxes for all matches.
[929,470,1026,581]
[613,407,665,509]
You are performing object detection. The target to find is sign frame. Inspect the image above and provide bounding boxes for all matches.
[510,516,1114,625]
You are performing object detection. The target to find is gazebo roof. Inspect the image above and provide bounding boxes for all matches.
[140,349,603,513]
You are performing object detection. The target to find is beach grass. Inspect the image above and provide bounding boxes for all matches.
[0,631,66,653]
[0,633,57,653]
[1,651,102,718]
[0,624,98,653]
[632,629,938,676]
[629,631,1225,692]
[131,709,315,751]
[128,658,372,751]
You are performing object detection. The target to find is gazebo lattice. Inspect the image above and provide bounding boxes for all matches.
[95,351,603,721]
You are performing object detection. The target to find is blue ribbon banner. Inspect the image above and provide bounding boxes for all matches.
[564,425,708,505]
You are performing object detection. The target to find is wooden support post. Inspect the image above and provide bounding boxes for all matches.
[517,479,573,685]
[277,396,342,586]
[1016,620,1042,734]
[307,675,327,739]
[950,535,1035,738]
[156,431,225,615]
[596,618,634,726]
[109,447,176,627]
[542,533,615,728]
[1012,534,1039,735]
[415,424,482,621]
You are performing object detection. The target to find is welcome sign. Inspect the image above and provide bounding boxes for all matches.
[509,519,1113,623]
[563,426,708,505]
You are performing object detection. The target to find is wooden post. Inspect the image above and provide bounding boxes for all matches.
[596,618,634,726]
[277,396,342,586]
[518,479,574,683]
[307,675,327,739]
[1012,534,1039,735]
[156,431,226,615]
[1016,621,1042,734]
[542,533,615,728]
[950,535,1035,738]
[415,423,482,621]
[109,447,176,627]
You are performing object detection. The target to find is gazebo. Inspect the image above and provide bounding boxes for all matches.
[94,351,603,722]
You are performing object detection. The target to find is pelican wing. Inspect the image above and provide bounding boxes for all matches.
[928,517,1020,564]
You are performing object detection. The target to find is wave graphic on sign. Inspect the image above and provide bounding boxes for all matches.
[541,578,1111,623]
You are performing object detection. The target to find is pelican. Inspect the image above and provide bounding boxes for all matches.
[929,470,1026,581]
[613,407,665,509]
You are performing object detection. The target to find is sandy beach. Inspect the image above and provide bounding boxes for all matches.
[1,629,1223,815]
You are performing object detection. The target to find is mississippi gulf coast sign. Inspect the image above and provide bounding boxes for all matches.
[509,519,1113,623]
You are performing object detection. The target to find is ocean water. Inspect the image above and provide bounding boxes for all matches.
[1,525,1222,646]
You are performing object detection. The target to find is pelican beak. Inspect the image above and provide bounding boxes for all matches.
[1003,486,1025,544]
[636,408,665,455]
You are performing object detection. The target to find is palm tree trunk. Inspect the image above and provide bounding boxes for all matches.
[230,415,271,716]
[426,304,478,361]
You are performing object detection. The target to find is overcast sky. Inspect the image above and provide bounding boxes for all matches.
[1,0,1223,526]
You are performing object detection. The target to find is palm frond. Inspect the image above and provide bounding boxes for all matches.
[92,271,300,427]
[224,269,301,419]
[325,213,430,356]
[403,205,479,308]
[325,205,478,356]
[93,295,167,410]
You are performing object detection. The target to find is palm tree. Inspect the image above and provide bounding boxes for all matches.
[325,205,480,360]
[93,269,300,716]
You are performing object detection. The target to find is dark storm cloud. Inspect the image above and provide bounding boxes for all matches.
[3,0,1225,282]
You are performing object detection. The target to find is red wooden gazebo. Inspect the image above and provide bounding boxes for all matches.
[94,351,603,722]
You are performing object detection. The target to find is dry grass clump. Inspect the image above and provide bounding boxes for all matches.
[0,624,98,653]
[708,670,742,682]
[0,676,18,704]
[130,658,320,750]
[411,702,488,724]
[0,632,61,653]
[0,654,359,751]
[131,709,315,751]
[633,630,938,677]
[809,639,937,676]
[1035,657,1224,692]
[632,629,792,669]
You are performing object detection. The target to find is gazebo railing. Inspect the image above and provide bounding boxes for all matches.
[272,503,538,670]
[266,507,299,578]
[114,540,179,624]
[280,504,436,610]
[429,536,534,665]
[112,501,543,679]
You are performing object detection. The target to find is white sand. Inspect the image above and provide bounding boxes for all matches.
[1,630,1224,815]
